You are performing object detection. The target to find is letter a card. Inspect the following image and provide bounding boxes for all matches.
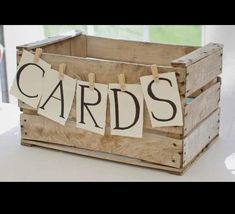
[38,68,76,125]
[109,84,144,138]
[76,80,108,135]
[10,49,51,108]
[140,72,183,127]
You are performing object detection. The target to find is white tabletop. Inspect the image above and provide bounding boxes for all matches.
[1,61,235,181]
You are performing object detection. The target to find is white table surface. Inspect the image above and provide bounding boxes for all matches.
[1,62,235,181]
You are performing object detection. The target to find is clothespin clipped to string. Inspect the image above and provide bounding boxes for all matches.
[59,63,66,80]
[151,64,159,83]
[118,73,126,92]
[88,73,95,90]
[33,48,43,64]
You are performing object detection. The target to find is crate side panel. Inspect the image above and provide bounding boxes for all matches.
[172,43,223,67]
[20,114,183,168]
[185,50,222,97]
[184,81,221,135]
[183,108,220,167]
[86,36,197,66]
[19,100,184,138]
[21,139,184,174]
[70,35,87,57]
[41,39,71,55]
[182,136,219,174]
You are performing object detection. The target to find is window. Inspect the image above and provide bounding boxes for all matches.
[3,25,202,104]
[43,25,202,46]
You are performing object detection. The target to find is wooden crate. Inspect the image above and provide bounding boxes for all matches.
[17,31,223,175]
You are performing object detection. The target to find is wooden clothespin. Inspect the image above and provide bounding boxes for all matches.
[59,63,66,80]
[88,73,95,90]
[151,64,159,83]
[118,73,126,92]
[33,48,43,64]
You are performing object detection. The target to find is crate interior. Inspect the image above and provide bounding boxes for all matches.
[39,34,199,66]
[34,34,200,103]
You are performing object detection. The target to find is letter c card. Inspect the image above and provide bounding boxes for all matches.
[10,49,51,108]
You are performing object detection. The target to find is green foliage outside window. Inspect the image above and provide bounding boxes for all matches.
[43,25,201,46]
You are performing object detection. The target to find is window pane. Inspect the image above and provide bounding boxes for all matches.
[149,25,201,46]
[43,25,85,38]
[92,25,143,41]
[43,25,201,46]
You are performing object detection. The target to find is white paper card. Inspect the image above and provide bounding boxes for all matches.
[76,80,108,135]
[38,68,76,125]
[10,49,51,108]
[140,72,183,127]
[109,84,144,138]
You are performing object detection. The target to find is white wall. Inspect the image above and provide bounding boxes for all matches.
[203,25,235,141]
[0,45,2,104]
[3,25,44,103]
[202,25,235,91]
[203,25,235,64]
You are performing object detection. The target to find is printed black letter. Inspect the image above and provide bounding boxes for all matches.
[111,89,140,130]
[79,84,102,129]
[39,80,65,118]
[16,63,45,98]
[147,78,177,121]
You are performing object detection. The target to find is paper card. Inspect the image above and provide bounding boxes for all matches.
[140,72,183,127]
[109,84,144,138]
[38,68,76,125]
[10,49,51,108]
[76,80,108,135]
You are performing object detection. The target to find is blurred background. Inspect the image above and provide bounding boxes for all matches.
[0,25,202,104]
[1,25,234,105]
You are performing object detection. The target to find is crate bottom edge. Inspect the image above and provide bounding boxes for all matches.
[20,136,219,175]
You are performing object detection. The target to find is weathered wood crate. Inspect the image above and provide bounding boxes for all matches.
[16,31,223,175]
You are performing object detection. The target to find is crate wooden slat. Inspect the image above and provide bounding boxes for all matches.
[183,109,220,166]
[85,35,198,66]
[20,114,183,168]
[184,49,222,96]
[184,78,221,135]
[21,139,185,174]
[20,108,220,174]
[21,136,219,175]
[17,32,223,175]
[171,42,223,67]
[18,76,221,138]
